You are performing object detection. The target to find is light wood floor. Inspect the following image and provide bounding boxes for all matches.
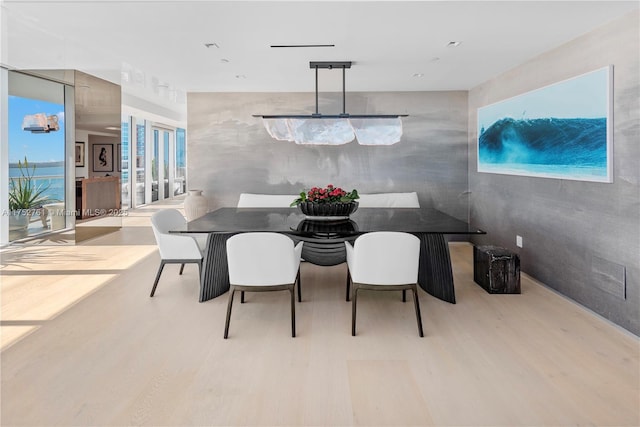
[1,201,638,426]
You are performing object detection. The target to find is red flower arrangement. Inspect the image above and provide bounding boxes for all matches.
[291,184,359,206]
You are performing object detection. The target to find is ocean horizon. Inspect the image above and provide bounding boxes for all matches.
[9,162,65,202]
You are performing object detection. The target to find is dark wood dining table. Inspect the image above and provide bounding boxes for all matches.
[171,207,485,304]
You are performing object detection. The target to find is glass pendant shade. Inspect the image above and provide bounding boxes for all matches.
[263,119,293,141]
[262,117,403,145]
[350,118,403,145]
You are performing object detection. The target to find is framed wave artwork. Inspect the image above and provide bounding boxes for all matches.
[477,66,613,183]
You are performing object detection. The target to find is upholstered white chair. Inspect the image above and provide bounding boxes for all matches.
[345,232,424,337]
[357,192,420,208]
[237,193,305,301]
[150,209,204,297]
[236,193,298,208]
[224,233,304,338]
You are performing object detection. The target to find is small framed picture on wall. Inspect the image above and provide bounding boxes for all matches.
[75,142,85,167]
[93,144,113,172]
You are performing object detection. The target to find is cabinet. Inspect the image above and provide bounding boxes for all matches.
[75,177,121,219]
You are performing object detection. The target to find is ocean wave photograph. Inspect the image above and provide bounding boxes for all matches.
[477,66,611,182]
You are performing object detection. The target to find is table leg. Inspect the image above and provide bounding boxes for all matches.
[288,234,356,266]
[198,232,456,304]
[415,233,456,304]
[199,233,237,302]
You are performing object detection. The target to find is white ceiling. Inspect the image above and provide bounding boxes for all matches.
[2,1,638,116]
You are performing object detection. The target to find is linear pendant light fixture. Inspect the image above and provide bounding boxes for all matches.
[253,61,408,145]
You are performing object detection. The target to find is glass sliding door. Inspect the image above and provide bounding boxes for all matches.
[7,72,67,241]
[163,130,170,198]
[151,129,159,202]
[121,116,130,209]
[175,128,186,195]
[135,119,146,206]
[120,116,183,207]
[152,126,174,201]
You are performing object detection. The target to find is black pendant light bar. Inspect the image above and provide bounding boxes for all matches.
[309,61,352,69]
[253,61,408,119]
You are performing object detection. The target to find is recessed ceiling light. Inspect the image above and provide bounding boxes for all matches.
[447,41,462,47]
[220,58,230,63]
[235,74,247,79]
[413,73,424,78]
[204,42,219,49]
[105,126,120,131]
[430,57,440,62]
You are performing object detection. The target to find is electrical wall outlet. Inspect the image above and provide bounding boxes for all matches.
[516,235,523,248]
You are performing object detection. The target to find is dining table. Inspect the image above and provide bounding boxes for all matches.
[171,207,486,304]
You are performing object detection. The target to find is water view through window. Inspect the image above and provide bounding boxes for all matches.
[8,89,66,241]
[9,96,65,202]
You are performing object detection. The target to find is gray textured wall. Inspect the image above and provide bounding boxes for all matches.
[468,11,640,335]
[187,91,469,220]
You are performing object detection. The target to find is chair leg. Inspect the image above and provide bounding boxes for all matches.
[412,286,424,337]
[224,288,236,339]
[351,285,358,336]
[179,263,185,275]
[150,261,166,297]
[402,289,406,302]
[290,285,296,338]
[346,270,352,302]
[241,291,245,303]
[297,269,302,302]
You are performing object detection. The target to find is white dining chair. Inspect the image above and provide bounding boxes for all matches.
[345,232,424,337]
[236,192,305,301]
[224,233,303,338]
[150,209,203,297]
[236,193,298,208]
[356,192,420,208]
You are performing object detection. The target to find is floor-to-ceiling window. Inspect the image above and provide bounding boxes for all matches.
[175,127,186,195]
[7,72,68,241]
[163,129,170,198]
[135,119,146,206]
[120,116,130,209]
[151,128,159,202]
[152,126,174,201]
[120,114,185,207]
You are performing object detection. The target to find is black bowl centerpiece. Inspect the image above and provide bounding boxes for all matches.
[297,200,359,217]
[291,184,359,219]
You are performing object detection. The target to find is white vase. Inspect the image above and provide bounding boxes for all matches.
[184,189,208,221]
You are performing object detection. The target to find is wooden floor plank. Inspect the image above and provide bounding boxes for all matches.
[1,202,638,426]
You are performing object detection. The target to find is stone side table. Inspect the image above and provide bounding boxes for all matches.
[473,245,521,294]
